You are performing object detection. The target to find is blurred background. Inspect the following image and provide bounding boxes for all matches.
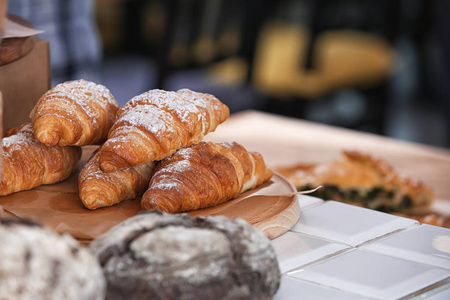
[8,0,450,148]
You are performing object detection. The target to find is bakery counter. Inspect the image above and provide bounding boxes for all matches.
[205,110,450,299]
[205,109,450,214]
[1,104,449,299]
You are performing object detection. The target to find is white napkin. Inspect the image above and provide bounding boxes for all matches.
[3,17,43,39]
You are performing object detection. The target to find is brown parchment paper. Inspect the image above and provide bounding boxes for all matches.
[0,146,299,242]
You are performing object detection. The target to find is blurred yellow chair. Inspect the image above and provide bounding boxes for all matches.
[252,21,395,99]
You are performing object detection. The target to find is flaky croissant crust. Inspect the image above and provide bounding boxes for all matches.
[30,79,119,146]
[79,147,155,210]
[0,124,81,196]
[141,141,273,213]
[98,88,229,172]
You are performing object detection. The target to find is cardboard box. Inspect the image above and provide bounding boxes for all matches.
[0,39,50,130]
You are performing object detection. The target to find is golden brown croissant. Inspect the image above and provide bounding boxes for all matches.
[79,147,155,210]
[0,123,81,196]
[30,79,119,146]
[141,141,273,213]
[98,88,229,172]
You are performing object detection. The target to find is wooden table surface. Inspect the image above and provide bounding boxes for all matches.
[206,110,450,214]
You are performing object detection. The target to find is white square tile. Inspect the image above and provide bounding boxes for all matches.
[297,195,324,211]
[410,280,450,300]
[271,231,350,273]
[289,249,450,300]
[274,275,365,300]
[362,224,450,270]
[290,201,418,246]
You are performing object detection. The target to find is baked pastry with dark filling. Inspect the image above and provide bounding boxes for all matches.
[277,150,434,214]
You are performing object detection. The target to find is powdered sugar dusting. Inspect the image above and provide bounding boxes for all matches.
[2,124,35,151]
[131,90,201,124]
[177,88,222,112]
[220,141,238,149]
[149,155,193,191]
[38,79,118,129]
[118,88,224,138]
[105,88,227,163]
[176,89,211,129]
[151,161,191,191]
[40,91,94,121]
[57,79,117,107]
[165,159,192,173]
[118,105,177,136]
[150,177,184,191]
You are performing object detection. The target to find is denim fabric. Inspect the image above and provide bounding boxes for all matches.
[8,0,102,86]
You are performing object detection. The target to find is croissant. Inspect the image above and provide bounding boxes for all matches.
[30,79,120,146]
[0,123,81,196]
[141,141,273,213]
[98,88,229,172]
[79,147,155,210]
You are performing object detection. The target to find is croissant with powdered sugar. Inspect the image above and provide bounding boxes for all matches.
[0,123,81,196]
[79,147,155,210]
[30,79,119,146]
[141,141,273,213]
[98,88,229,172]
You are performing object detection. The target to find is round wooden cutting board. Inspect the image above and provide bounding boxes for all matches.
[0,146,300,242]
[188,174,300,239]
